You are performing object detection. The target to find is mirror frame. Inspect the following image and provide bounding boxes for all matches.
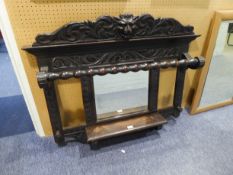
[190,10,233,114]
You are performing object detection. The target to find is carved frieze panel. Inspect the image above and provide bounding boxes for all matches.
[51,47,184,70]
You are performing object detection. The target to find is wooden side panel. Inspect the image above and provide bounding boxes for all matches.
[148,68,160,112]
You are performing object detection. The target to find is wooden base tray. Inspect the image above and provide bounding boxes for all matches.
[86,113,167,142]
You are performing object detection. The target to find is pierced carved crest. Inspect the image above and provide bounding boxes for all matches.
[34,14,194,46]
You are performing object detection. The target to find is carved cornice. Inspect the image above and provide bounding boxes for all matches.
[34,14,194,46]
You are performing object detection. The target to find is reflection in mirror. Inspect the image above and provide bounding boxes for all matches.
[200,20,233,107]
[94,71,149,120]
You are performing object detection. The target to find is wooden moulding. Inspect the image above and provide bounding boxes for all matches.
[86,113,167,142]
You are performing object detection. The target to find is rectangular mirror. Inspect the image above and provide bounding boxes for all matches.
[200,20,233,107]
[191,10,233,114]
[94,71,149,120]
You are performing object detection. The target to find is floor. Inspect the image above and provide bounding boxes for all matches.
[1,105,233,175]
[0,39,34,137]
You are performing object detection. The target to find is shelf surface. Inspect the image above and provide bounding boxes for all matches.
[86,113,167,142]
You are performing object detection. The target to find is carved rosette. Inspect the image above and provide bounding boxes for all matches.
[34,14,194,46]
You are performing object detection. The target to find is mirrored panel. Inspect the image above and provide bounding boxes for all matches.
[94,71,149,120]
[200,20,233,107]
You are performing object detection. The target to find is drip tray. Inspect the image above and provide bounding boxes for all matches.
[86,113,167,142]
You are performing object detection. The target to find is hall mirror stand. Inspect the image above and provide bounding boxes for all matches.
[23,14,204,149]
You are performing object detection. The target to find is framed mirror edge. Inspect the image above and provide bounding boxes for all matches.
[190,10,233,115]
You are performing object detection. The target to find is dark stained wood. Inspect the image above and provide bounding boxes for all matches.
[148,68,160,112]
[86,113,167,142]
[32,14,195,46]
[36,58,204,81]
[22,14,204,146]
[81,76,97,125]
[173,67,186,117]
[39,81,65,145]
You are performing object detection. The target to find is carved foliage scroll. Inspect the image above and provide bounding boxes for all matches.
[34,14,194,46]
[51,47,184,70]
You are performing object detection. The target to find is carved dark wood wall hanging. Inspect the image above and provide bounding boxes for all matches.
[23,14,204,149]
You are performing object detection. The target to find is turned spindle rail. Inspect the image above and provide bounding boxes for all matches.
[37,55,204,82]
